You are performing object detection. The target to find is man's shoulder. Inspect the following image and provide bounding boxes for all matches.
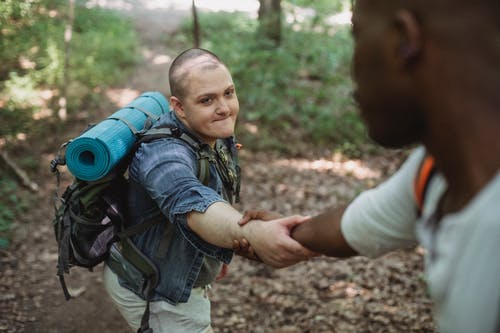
[130,136,199,175]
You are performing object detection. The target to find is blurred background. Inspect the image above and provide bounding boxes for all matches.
[0,1,434,332]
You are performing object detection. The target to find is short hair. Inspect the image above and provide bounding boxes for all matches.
[168,48,224,99]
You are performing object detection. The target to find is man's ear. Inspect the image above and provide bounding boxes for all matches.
[170,96,186,120]
[394,9,422,66]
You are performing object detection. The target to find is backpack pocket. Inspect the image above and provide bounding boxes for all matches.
[69,207,118,267]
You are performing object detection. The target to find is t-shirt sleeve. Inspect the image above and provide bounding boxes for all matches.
[340,147,426,257]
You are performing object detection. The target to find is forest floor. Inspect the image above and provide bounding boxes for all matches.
[0,1,437,332]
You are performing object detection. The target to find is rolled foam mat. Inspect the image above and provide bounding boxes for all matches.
[66,91,169,181]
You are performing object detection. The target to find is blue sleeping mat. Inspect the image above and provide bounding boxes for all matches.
[66,91,169,181]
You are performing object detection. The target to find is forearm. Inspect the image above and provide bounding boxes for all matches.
[188,202,317,268]
[187,201,245,249]
[291,206,357,258]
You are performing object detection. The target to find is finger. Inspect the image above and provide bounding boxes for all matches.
[279,238,319,262]
[248,246,255,257]
[238,211,256,225]
[240,238,249,249]
[295,215,311,224]
[238,217,250,226]
[277,215,311,229]
[263,211,283,220]
[232,239,242,251]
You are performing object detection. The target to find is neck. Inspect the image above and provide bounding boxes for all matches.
[423,106,500,212]
[172,111,215,147]
[417,34,500,211]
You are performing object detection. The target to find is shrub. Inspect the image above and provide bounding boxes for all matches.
[0,0,139,138]
[0,175,29,248]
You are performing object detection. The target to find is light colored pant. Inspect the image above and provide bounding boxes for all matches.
[103,264,213,333]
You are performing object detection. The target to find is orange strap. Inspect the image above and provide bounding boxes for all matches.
[414,155,435,215]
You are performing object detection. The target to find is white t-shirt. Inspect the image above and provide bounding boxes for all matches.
[341,147,500,333]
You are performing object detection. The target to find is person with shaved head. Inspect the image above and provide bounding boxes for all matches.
[238,1,500,332]
[103,48,316,333]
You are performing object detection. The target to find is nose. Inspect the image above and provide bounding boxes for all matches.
[216,99,230,115]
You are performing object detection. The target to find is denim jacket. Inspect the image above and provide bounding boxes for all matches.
[115,111,238,305]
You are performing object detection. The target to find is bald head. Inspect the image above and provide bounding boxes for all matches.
[169,48,226,100]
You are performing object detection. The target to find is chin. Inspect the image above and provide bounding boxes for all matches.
[220,131,235,139]
[215,125,236,138]
[368,128,420,148]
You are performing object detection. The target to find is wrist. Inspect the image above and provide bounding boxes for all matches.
[238,219,258,243]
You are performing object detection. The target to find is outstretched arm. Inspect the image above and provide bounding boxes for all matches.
[187,201,317,268]
[238,207,357,258]
[291,206,357,258]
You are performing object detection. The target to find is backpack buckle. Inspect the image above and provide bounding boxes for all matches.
[50,157,65,173]
[170,126,181,138]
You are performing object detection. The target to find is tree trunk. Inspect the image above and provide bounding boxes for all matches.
[258,0,281,46]
[192,0,200,48]
[58,0,75,121]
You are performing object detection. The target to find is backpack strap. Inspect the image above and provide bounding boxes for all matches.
[107,116,140,135]
[138,126,210,186]
[414,154,436,217]
[211,137,241,204]
[119,238,158,333]
[126,106,160,120]
[107,106,161,136]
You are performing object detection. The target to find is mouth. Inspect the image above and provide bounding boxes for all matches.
[213,115,232,122]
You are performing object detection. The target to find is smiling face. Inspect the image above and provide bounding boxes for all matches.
[170,58,239,147]
[351,0,425,148]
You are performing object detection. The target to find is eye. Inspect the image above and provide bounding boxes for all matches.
[224,88,235,97]
[200,97,213,105]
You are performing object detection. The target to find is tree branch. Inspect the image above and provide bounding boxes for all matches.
[0,150,39,192]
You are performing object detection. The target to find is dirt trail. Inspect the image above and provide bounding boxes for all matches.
[1,2,437,332]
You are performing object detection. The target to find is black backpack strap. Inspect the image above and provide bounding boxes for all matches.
[119,237,159,333]
[120,239,159,289]
[117,218,162,239]
[137,279,154,333]
[53,179,83,301]
[50,140,72,212]
[56,211,73,300]
[138,126,211,186]
[197,147,211,187]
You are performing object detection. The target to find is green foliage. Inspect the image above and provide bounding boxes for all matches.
[0,0,139,138]
[0,175,29,249]
[285,0,351,29]
[286,0,345,16]
[181,8,368,154]
[70,6,139,88]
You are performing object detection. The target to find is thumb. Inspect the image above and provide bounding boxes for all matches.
[278,215,311,228]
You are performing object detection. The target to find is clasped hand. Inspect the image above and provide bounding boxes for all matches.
[233,210,318,268]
